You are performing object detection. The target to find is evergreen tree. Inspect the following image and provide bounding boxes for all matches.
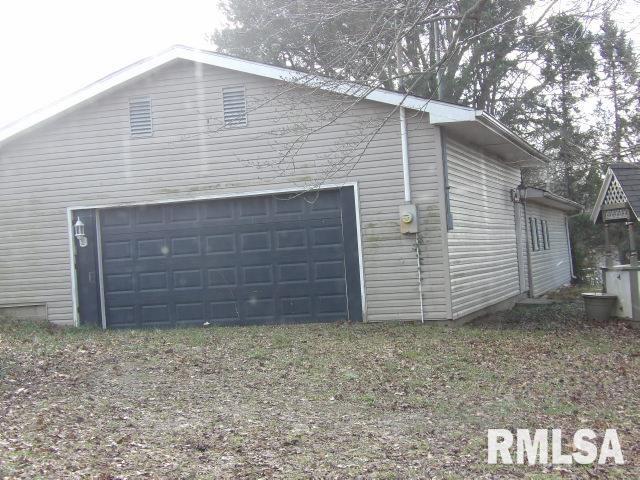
[533,14,599,203]
[598,12,639,162]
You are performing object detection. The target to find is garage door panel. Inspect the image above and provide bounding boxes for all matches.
[95,188,361,328]
[102,239,133,261]
[101,206,342,236]
[107,306,136,327]
[141,304,171,324]
[101,218,343,240]
[209,300,242,323]
[106,290,173,306]
[173,269,205,290]
[175,302,206,323]
[206,267,238,287]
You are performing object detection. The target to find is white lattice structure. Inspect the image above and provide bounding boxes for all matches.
[591,165,640,224]
[604,177,629,206]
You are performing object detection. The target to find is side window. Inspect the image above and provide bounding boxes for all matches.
[544,220,551,249]
[534,218,542,251]
[541,220,551,250]
[529,217,539,252]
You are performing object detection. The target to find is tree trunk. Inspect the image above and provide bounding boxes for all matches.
[560,70,572,199]
[611,61,622,162]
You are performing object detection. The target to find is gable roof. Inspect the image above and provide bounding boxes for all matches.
[0,45,546,167]
[591,163,640,223]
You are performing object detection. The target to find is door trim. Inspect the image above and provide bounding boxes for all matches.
[95,210,108,330]
[67,208,80,327]
[67,182,366,327]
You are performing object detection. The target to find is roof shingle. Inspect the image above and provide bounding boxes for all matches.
[611,163,640,219]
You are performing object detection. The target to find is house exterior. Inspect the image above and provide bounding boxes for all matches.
[0,46,580,328]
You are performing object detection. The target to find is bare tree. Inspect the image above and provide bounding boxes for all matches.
[172,0,625,195]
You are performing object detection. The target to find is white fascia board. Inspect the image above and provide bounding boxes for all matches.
[474,111,548,165]
[525,188,582,213]
[179,47,477,121]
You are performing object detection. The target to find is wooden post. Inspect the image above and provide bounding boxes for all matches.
[604,223,612,267]
[629,221,637,266]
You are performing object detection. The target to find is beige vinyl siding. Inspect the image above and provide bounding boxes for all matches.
[525,203,572,296]
[405,114,451,320]
[0,59,449,325]
[446,138,522,319]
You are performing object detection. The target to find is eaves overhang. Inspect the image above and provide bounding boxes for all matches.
[522,187,583,213]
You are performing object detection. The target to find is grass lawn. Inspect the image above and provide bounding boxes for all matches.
[1,299,639,479]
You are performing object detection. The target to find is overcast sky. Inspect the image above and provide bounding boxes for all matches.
[0,0,224,128]
[1,1,639,130]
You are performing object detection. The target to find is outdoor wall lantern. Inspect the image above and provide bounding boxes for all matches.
[74,218,88,248]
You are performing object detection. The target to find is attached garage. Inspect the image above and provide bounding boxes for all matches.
[74,187,362,328]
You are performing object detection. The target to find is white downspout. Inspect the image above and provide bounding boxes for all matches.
[415,235,425,324]
[522,188,535,298]
[400,107,411,202]
[399,106,424,323]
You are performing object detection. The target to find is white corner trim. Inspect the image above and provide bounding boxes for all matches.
[351,182,367,320]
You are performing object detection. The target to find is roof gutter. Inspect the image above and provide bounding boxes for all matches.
[540,190,583,212]
[522,187,582,213]
[475,112,549,166]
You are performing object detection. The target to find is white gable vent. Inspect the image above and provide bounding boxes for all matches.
[129,96,153,136]
[222,87,247,127]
